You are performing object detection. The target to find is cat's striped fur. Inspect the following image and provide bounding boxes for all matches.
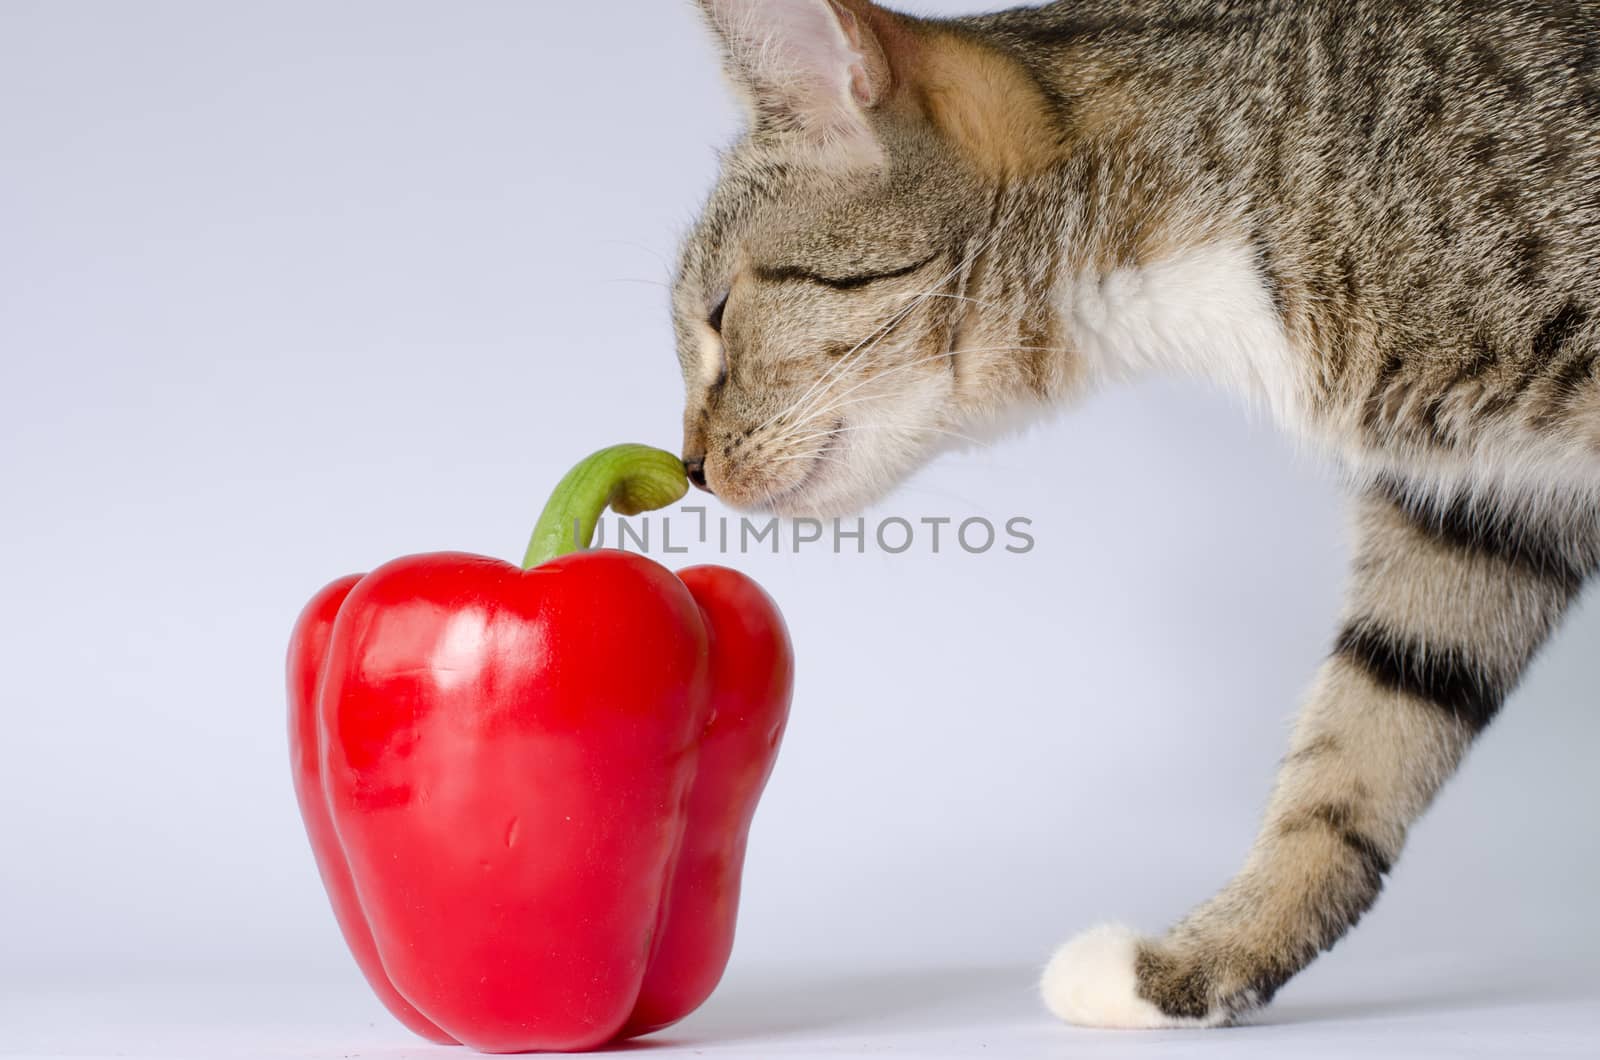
[674,0,1599,1027]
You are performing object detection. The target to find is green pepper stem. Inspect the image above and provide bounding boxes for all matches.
[523,444,690,569]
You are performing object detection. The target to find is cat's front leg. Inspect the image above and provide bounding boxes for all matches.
[1041,480,1595,1028]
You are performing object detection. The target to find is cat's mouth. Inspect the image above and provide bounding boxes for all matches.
[761,419,846,515]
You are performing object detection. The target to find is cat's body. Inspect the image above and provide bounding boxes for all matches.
[979,1,1600,498]
[673,0,1599,1027]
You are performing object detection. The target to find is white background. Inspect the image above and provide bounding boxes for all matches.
[2,2,1595,1057]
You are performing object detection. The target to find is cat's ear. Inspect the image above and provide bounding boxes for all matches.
[697,0,893,161]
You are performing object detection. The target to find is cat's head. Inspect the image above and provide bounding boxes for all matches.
[674,0,1058,516]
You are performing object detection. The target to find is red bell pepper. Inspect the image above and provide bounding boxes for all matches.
[288,445,793,1053]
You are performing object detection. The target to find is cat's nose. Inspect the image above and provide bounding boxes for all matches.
[684,455,712,493]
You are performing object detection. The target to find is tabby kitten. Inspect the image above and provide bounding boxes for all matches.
[672,0,1600,1028]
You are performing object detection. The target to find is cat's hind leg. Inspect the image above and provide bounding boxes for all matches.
[1041,481,1595,1028]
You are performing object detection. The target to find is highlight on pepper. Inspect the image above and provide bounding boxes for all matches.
[288,444,795,1053]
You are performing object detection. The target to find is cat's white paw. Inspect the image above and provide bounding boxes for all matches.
[1041,924,1217,1030]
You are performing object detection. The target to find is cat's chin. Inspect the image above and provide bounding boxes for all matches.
[764,492,871,520]
[734,411,953,518]
[753,455,915,520]
[753,474,871,520]
[736,456,879,520]
[760,443,958,519]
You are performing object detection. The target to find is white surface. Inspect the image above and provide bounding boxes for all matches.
[2,3,1596,1058]
[4,949,1597,1059]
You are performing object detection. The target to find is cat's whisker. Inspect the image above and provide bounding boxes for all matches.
[773,451,852,469]
[893,290,1007,312]
[800,415,985,456]
[751,275,939,434]
[826,423,987,446]
[780,315,953,432]
[811,344,1072,424]
[952,344,1071,356]
[780,431,842,448]
[774,422,854,454]
[793,352,959,423]
[797,229,1001,402]
[596,238,674,273]
[605,278,673,290]
[757,294,923,434]
[763,229,1002,433]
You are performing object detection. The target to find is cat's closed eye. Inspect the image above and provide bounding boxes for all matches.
[752,255,937,291]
